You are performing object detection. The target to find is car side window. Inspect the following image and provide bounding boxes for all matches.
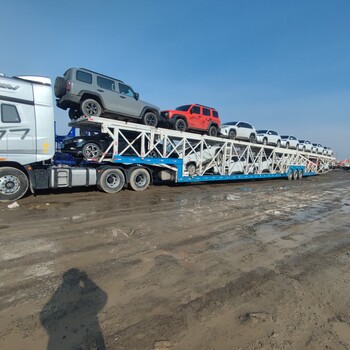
[119,83,134,97]
[1,104,21,123]
[191,106,200,114]
[97,76,116,91]
[213,110,219,118]
[76,70,92,84]
[202,108,211,116]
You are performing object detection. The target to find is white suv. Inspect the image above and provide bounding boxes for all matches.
[311,143,324,154]
[256,130,281,147]
[298,140,312,152]
[281,135,299,149]
[220,121,257,143]
[323,146,333,156]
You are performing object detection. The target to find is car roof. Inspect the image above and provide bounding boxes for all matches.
[194,103,217,111]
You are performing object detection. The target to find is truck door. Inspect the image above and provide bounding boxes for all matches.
[117,82,143,118]
[1,103,36,164]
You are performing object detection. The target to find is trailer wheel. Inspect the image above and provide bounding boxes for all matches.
[129,168,151,191]
[81,98,102,117]
[298,170,303,179]
[0,167,29,201]
[287,170,293,181]
[98,168,125,194]
[293,169,299,180]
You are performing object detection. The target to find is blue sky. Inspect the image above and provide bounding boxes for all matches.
[1,0,350,159]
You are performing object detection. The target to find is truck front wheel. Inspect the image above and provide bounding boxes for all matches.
[0,167,29,201]
[97,168,125,194]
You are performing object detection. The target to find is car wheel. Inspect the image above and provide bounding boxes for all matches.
[187,163,196,176]
[174,119,187,132]
[228,130,236,139]
[97,168,125,194]
[249,133,257,143]
[277,140,281,148]
[142,111,158,127]
[208,125,218,137]
[263,138,268,145]
[82,143,102,159]
[286,142,289,149]
[0,167,29,201]
[54,77,66,98]
[81,99,102,117]
[303,146,306,152]
[129,168,151,191]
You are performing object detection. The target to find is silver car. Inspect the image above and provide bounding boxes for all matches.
[298,140,312,152]
[281,135,299,149]
[55,68,160,126]
[256,129,281,147]
[219,121,257,143]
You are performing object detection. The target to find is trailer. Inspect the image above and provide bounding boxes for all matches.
[0,74,335,201]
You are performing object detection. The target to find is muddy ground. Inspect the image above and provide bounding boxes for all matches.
[0,170,350,350]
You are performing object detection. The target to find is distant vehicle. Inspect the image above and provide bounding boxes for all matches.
[55,67,160,126]
[311,143,324,154]
[159,104,221,136]
[213,155,256,175]
[219,121,257,143]
[280,135,299,149]
[256,130,281,147]
[184,144,222,176]
[323,146,333,156]
[298,140,312,152]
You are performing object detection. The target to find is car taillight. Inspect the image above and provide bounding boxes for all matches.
[66,81,72,92]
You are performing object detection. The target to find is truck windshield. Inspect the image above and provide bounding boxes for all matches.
[176,105,191,111]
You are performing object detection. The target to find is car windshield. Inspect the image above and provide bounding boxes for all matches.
[222,122,238,126]
[312,143,317,146]
[175,105,191,111]
[299,140,305,143]
[281,135,288,139]
[257,130,267,134]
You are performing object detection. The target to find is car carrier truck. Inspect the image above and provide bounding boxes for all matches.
[0,74,335,201]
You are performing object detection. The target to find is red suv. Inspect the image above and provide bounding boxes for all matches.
[160,104,221,136]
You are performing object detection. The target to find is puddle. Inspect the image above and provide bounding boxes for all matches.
[237,187,252,192]
[226,194,240,201]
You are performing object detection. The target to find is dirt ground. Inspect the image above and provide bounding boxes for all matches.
[0,170,350,350]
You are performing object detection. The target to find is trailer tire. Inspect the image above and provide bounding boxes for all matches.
[287,171,293,181]
[298,170,303,179]
[293,169,299,180]
[0,167,29,201]
[98,168,125,194]
[129,168,151,191]
[54,77,66,98]
[81,98,102,117]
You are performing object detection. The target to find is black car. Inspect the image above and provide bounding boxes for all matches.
[61,134,113,158]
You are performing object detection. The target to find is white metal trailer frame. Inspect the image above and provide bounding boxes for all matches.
[70,116,335,183]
